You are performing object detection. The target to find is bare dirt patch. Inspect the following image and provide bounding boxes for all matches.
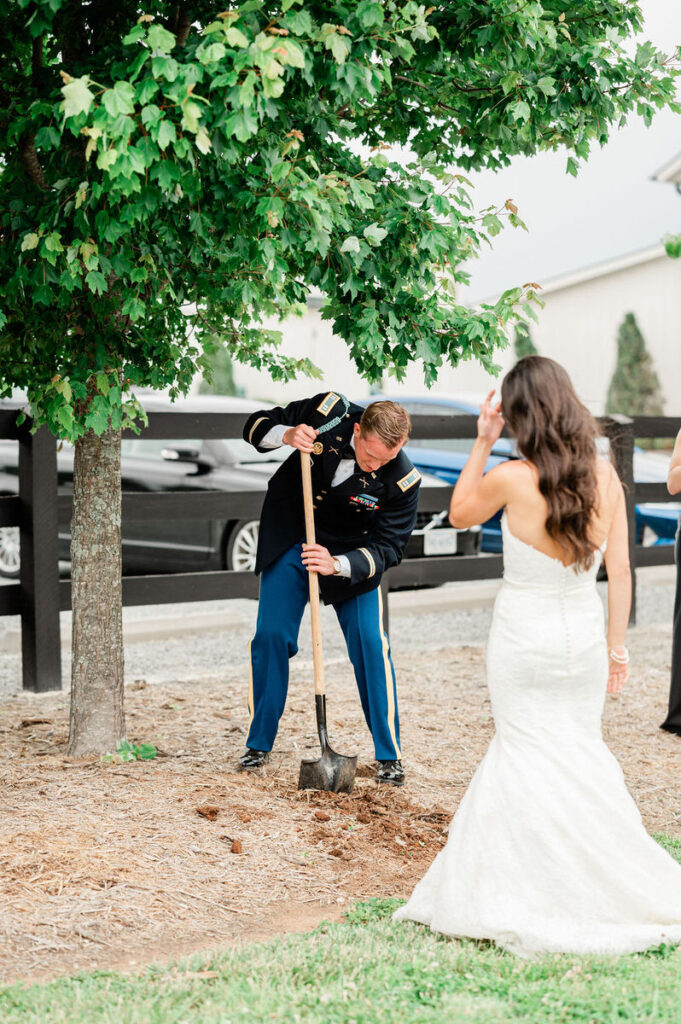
[0,621,679,983]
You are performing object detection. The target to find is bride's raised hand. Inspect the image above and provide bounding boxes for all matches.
[477,390,504,446]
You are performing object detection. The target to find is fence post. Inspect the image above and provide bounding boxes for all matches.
[19,426,62,691]
[605,414,637,625]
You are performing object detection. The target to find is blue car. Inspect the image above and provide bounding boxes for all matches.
[368,394,680,552]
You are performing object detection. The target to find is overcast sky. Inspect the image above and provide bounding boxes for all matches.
[463,0,681,303]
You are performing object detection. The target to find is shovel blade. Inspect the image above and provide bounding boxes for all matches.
[298,744,357,794]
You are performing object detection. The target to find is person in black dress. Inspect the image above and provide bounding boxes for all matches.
[660,427,681,735]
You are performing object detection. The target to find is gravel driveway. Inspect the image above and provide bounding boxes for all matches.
[0,565,675,699]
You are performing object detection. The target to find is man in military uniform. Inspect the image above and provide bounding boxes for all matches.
[240,392,421,785]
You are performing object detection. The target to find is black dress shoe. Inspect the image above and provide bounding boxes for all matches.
[376,759,405,786]
[239,748,268,771]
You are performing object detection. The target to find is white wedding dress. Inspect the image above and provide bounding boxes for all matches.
[394,512,681,956]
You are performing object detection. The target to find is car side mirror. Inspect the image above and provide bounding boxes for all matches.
[161,446,216,475]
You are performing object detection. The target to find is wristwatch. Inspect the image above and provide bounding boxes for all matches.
[332,558,342,575]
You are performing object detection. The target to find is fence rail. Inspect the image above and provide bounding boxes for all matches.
[0,407,677,693]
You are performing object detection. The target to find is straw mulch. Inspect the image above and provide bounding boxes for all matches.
[0,619,679,984]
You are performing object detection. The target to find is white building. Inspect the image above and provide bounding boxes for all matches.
[233,151,681,414]
[233,244,681,414]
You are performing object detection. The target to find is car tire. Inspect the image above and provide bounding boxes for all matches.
[225,520,260,572]
[0,525,20,578]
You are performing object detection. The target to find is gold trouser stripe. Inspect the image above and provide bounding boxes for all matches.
[358,546,376,579]
[247,640,254,730]
[248,416,269,445]
[377,588,401,760]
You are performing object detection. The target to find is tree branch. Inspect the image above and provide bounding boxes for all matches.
[173,4,192,48]
[19,135,47,189]
[32,35,43,80]
[394,73,494,96]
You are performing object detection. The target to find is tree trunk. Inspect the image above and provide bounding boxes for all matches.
[67,426,125,756]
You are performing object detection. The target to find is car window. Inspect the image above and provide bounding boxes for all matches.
[121,439,201,459]
[399,401,479,452]
[407,438,478,453]
[217,438,289,464]
[400,401,472,417]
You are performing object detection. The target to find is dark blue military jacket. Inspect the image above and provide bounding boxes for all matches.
[243,392,421,605]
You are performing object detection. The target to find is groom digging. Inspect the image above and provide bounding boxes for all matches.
[240,393,421,786]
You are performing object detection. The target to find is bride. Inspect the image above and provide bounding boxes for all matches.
[394,356,681,956]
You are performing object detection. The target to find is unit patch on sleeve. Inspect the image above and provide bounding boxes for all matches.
[396,468,421,492]
[316,392,341,416]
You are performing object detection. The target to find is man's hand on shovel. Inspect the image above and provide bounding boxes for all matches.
[301,543,336,576]
[283,424,318,452]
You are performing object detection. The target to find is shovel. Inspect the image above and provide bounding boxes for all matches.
[298,450,357,794]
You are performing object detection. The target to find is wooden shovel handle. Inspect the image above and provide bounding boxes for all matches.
[300,451,325,696]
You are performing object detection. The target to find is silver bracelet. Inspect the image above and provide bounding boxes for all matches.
[608,646,630,665]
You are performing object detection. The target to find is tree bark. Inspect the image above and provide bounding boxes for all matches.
[67,426,125,756]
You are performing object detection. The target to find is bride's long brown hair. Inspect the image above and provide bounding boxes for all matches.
[500,356,601,569]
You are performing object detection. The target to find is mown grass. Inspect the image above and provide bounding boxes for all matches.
[2,834,681,1024]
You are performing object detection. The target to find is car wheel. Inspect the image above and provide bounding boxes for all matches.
[225,520,259,572]
[0,526,20,578]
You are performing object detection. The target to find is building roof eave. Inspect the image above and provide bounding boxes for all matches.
[652,151,681,185]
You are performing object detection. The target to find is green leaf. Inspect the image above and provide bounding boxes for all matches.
[199,42,227,63]
[55,378,72,402]
[363,223,387,246]
[279,39,305,68]
[195,127,212,154]
[537,76,556,98]
[340,235,361,253]
[34,126,61,150]
[85,270,108,295]
[148,24,177,54]
[664,234,681,259]
[357,1,385,29]
[61,76,94,119]
[225,26,249,48]
[95,372,110,396]
[325,31,351,65]
[121,296,146,320]
[284,9,312,33]
[225,106,258,141]
[103,80,136,117]
[509,99,531,122]
[157,119,177,149]
[151,55,179,81]
[181,100,202,134]
[21,233,40,252]
[96,149,118,171]
[122,24,146,46]
[566,155,579,177]
[43,232,63,254]
[136,743,157,760]
[56,404,74,430]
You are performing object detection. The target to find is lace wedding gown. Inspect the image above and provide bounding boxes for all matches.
[394,512,681,956]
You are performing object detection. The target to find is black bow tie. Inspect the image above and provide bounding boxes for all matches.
[341,444,355,461]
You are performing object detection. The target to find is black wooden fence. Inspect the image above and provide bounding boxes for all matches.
[0,408,678,693]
